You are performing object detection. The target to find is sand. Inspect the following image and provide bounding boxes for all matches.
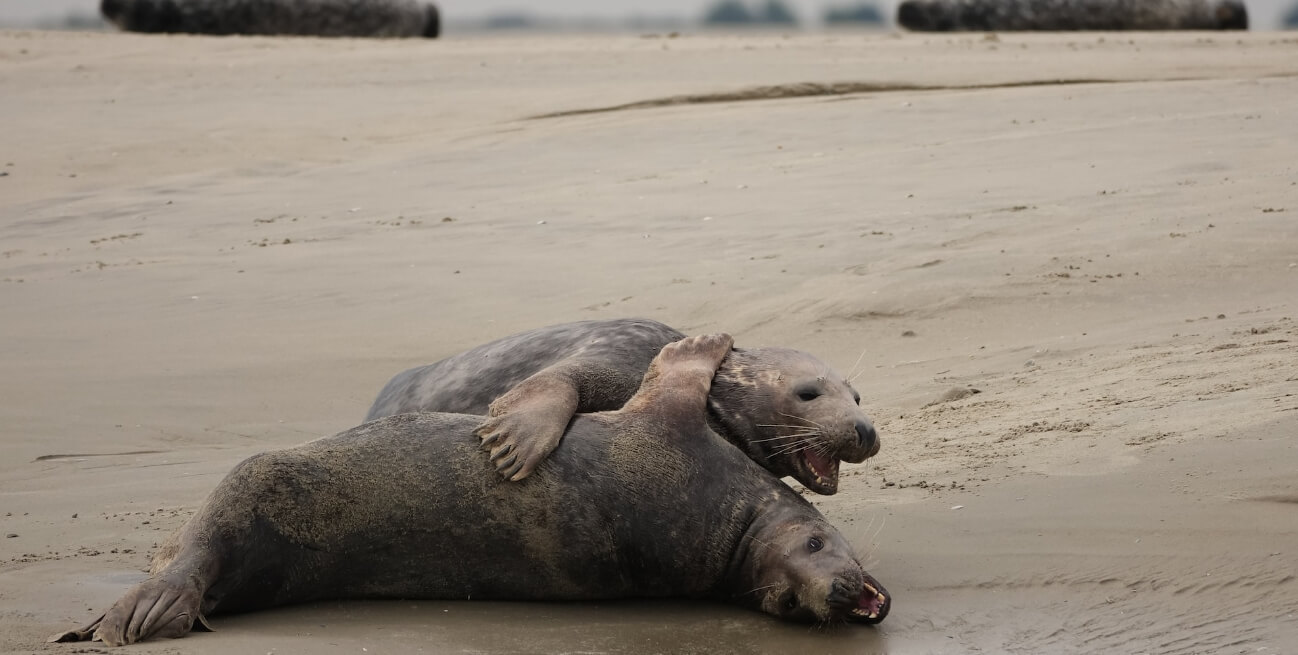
[2,28,1297,654]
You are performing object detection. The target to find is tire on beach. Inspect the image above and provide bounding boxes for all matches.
[897,0,1247,31]
[100,0,441,38]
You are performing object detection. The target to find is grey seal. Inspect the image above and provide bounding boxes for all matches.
[51,335,890,646]
[366,318,880,493]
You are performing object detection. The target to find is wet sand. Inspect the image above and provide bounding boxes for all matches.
[2,30,1297,653]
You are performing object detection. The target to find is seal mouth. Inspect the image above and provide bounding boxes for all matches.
[828,574,890,624]
[849,576,890,624]
[796,448,840,494]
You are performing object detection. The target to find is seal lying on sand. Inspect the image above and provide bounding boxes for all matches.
[51,335,890,646]
[365,318,879,492]
[100,0,441,38]
[897,0,1247,31]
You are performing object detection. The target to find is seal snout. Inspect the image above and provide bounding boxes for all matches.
[855,420,879,457]
[826,572,890,624]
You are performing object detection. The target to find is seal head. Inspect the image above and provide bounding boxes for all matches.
[710,347,879,495]
[735,506,891,624]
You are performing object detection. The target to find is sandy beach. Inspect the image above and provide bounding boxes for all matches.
[2,28,1297,653]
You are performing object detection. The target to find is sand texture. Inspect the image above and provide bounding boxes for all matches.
[2,29,1297,653]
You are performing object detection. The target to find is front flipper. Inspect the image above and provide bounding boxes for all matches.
[50,573,211,646]
[476,371,581,482]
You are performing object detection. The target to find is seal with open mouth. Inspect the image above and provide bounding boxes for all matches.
[365,318,879,492]
[51,335,889,646]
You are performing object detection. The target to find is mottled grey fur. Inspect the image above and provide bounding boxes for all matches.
[898,0,1247,30]
[100,0,441,38]
[366,318,879,492]
[51,336,889,646]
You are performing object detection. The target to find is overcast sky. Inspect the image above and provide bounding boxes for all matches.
[2,0,1293,30]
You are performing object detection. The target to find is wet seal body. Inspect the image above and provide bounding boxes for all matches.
[100,0,441,38]
[897,0,1247,31]
[52,336,890,646]
[366,318,879,492]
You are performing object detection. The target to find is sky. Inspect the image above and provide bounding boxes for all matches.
[1,0,1294,30]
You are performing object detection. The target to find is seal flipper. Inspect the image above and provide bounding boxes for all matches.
[477,370,580,482]
[477,357,646,481]
[47,614,104,643]
[51,571,208,646]
[622,333,734,427]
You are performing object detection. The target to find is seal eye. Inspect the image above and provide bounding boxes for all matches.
[807,536,824,553]
[797,390,821,402]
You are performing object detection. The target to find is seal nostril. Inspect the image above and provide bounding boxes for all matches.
[855,422,877,451]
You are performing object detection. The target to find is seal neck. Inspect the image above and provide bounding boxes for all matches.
[706,349,781,474]
[721,497,801,609]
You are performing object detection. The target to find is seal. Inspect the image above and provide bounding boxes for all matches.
[100,0,441,38]
[897,0,1247,30]
[51,335,890,646]
[365,318,879,493]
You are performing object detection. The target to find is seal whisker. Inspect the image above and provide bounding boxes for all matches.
[741,534,778,555]
[753,424,820,435]
[844,345,869,383]
[768,442,814,457]
[778,412,827,429]
[769,439,826,458]
[766,433,824,454]
[754,427,819,436]
[749,433,816,444]
[865,514,888,551]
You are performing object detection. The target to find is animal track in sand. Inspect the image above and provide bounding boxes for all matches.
[530,78,1153,120]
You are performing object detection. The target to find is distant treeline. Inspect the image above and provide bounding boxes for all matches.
[458,1,884,31]
[703,0,883,25]
[13,11,110,31]
[25,1,889,33]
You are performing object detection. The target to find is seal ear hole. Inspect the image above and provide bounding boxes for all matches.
[781,591,799,612]
[807,536,824,553]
